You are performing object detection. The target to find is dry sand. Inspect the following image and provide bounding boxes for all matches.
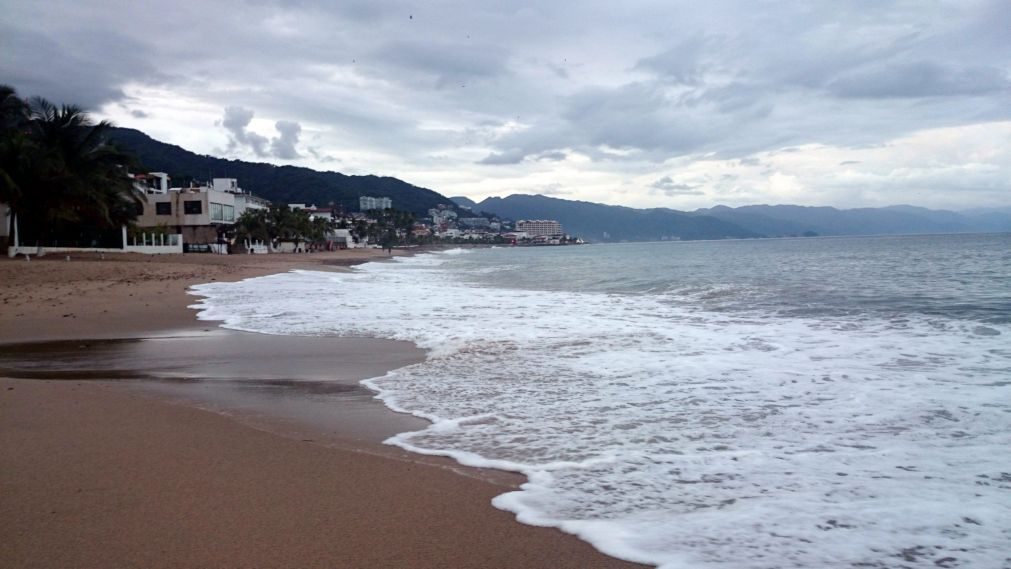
[0,251,647,569]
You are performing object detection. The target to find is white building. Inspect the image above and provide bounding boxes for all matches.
[360,196,392,211]
[135,177,266,245]
[132,172,171,194]
[289,204,340,221]
[437,228,463,239]
[516,219,563,236]
[501,232,529,242]
[429,208,458,226]
[330,228,357,249]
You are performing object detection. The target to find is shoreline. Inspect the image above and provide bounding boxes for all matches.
[0,251,646,568]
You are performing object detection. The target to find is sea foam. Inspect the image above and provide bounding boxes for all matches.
[190,249,1011,568]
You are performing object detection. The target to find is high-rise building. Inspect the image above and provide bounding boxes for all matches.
[516,219,563,236]
[359,196,392,211]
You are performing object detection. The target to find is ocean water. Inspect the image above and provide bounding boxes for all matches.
[190,234,1011,569]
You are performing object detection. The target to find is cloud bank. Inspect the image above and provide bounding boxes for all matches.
[3,0,1008,209]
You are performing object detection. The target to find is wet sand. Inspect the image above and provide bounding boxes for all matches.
[0,331,430,443]
[0,252,646,569]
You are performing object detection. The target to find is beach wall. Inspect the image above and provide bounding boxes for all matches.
[7,230,184,256]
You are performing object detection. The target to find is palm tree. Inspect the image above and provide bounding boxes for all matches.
[1,88,143,250]
[0,85,30,209]
[1,85,33,250]
[309,216,333,244]
[23,98,142,237]
[234,208,271,244]
[0,85,28,131]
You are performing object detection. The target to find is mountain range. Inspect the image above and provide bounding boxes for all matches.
[458,195,1010,242]
[107,127,1009,241]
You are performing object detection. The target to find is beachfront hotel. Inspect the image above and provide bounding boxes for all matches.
[516,219,563,237]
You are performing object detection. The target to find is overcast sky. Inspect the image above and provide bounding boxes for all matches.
[3,0,1009,210]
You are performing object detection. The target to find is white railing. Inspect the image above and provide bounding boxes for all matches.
[124,232,183,254]
[245,239,269,254]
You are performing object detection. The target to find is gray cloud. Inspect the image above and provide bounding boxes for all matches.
[4,0,1008,209]
[634,36,713,85]
[0,25,165,110]
[222,106,269,157]
[535,151,567,162]
[371,40,509,88]
[221,108,303,159]
[827,61,1010,99]
[307,146,337,163]
[271,120,302,159]
[478,148,527,165]
[651,176,703,196]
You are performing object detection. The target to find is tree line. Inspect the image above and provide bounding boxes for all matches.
[232,204,334,245]
[234,205,418,248]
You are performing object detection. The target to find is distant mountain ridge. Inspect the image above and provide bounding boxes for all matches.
[693,204,1011,237]
[106,128,1008,239]
[449,196,478,210]
[471,194,761,241]
[464,194,1010,242]
[107,127,456,215]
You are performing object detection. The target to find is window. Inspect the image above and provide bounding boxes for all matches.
[223,204,235,222]
[155,202,172,215]
[184,200,202,215]
[210,202,223,221]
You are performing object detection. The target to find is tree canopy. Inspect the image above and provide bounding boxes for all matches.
[233,204,334,244]
[0,85,142,247]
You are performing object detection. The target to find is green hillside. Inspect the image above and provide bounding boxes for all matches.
[107,127,455,216]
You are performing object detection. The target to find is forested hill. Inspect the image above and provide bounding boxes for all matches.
[107,127,455,215]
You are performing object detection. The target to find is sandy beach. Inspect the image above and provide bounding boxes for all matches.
[0,251,645,568]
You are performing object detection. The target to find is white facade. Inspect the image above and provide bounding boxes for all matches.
[131,172,170,194]
[234,193,269,212]
[437,228,462,238]
[135,177,265,245]
[330,228,356,248]
[212,178,241,193]
[360,196,392,211]
[517,219,563,236]
[501,232,529,241]
[429,208,458,226]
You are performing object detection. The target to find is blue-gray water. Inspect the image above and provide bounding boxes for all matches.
[451,233,1011,323]
[192,233,1011,568]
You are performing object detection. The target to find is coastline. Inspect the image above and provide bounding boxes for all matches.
[0,251,646,568]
